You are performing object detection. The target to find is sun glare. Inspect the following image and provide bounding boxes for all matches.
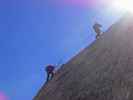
[112,0,133,13]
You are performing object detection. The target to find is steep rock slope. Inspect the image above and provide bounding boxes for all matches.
[34,14,133,100]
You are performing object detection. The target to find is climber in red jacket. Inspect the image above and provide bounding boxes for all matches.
[45,64,55,82]
[93,22,102,39]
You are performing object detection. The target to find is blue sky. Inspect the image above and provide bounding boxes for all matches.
[0,0,124,100]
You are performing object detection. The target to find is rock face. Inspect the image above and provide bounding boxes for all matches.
[34,14,133,100]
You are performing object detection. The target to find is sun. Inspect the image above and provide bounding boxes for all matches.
[112,0,133,13]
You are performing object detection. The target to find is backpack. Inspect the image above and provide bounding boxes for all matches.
[45,65,55,73]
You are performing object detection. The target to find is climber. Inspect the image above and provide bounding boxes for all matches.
[93,22,102,39]
[45,64,55,82]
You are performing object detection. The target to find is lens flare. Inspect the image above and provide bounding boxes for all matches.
[0,92,8,100]
[51,0,99,8]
